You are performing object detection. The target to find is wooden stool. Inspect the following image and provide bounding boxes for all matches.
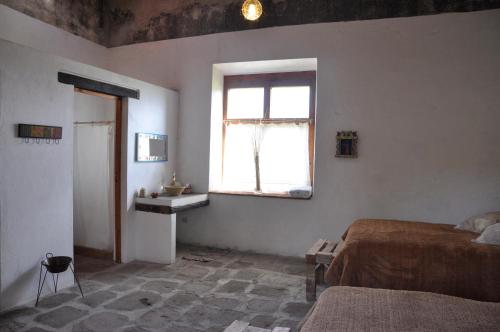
[305,239,338,301]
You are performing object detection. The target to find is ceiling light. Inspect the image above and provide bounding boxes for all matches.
[242,0,263,21]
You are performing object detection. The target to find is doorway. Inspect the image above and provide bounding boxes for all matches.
[73,88,122,268]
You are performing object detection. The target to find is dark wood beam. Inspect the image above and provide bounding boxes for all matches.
[58,72,140,99]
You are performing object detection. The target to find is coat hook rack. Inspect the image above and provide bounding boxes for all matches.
[18,124,62,145]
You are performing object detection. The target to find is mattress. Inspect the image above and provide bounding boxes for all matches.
[325,219,500,302]
[300,286,500,332]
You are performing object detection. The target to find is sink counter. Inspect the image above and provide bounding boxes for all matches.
[134,193,209,264]
[135,194,209,214]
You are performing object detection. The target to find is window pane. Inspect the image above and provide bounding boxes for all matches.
[222,124,256,191]
[270,86,310,118]
[259,123,311,192]
[227,88,264,119]
[222,123,311,193]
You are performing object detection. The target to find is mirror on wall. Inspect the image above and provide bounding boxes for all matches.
[136,133,168,162]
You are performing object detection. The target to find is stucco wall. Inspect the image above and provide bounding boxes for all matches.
[0,4,108,68]
[0,0,106,45]
[105,0,500,46]
[2,1,499,47]
[0,39,178,311]
[106,9,500,256]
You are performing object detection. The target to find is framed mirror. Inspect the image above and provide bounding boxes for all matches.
[136,133,168,162]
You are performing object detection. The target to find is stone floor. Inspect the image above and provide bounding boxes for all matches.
[0,245,313,332]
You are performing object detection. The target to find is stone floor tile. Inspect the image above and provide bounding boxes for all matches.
[174,266,210,280]
[233,269,263,281]
[181,305,245,329]
[79,290,117,308]
[258,273,303,287]
[250,314,277,329]
[203,269,234,282]
[274,319,301,332]
[34,306,88,328]
[165,324,203,332]
[104,291,161,311]
[72,311,129,332]
[192,259,224,268]
[23,327,52,332]
[246,298,281,312]
[141,280,179,294]
[121,326,152,332]
[0,307,38,321]
[180,281,216,295]
[36,292,79,308]
[164,292,200,307]
[217,280,251,293]
[250,285,289,298]
[283,263,307,276]
[138,267,177,279]
[0,319,25,331]
[201,295,242,310]
[136,306,182,329]
[281,302,313,318]
[108,277,146,292]
[226,260,254,269]
[205,326,227,332]
[244,253,278,266]
[0,307,38,332]
[69,280,106,294]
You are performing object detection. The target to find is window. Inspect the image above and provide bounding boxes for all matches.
[218,71,316,198]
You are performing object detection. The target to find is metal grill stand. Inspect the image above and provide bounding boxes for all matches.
[35,253,84,306]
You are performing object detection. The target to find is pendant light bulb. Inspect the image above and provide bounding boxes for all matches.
[242,0,263,21]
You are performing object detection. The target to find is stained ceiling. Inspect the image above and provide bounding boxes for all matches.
[1,0,499,47]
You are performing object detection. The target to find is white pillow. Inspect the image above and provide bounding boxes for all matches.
[455,212,500,233]
[473,223,500,246]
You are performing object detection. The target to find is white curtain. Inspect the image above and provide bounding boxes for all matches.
[73,125,114,251]
[222,122,311,192]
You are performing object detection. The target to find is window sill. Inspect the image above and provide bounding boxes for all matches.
[209,190,312,200]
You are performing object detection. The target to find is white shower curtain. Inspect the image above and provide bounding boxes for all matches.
[73,125,114,252]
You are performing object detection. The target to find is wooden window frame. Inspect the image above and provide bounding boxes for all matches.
[219,71,316,198]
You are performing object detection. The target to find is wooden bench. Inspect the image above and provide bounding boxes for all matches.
[305,239,338,301]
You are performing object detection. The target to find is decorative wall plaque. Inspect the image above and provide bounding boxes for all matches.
[18,124,62,139]
[18,123,62,144]
[335,131,358,158]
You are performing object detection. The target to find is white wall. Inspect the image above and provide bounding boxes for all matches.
[1,2,499,258]
[106,9,500,256]
[0,4,108,69]
[0,39,178,310]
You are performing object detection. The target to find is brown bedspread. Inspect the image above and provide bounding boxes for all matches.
[325,219,500,302]
[300,286,500,332]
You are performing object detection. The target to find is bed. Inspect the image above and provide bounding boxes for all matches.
[325,219,500,302]
[300,286,500,332]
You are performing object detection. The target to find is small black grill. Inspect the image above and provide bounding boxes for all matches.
[44,254,72,273]
[35,253,84,306]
